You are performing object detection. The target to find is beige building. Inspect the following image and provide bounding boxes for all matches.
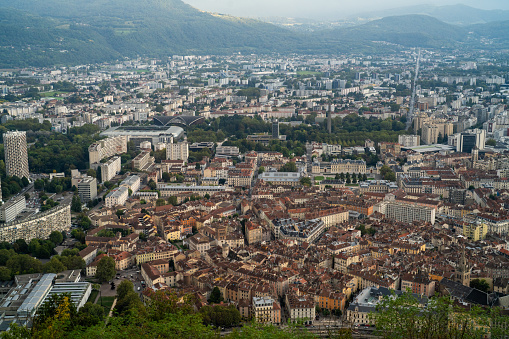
[188,233,212,254]
[166,137,189,163]
[312,159,366,175]
[104,186,129,208]
[253,296,281,325]
[421,120,453,144]
[132,151,154,171]
[0,205,71,243]
[88,136,127,164]
[381,201,436,225]
[285,294,315,325]
[3,131,29,179]
[100,156,121,182]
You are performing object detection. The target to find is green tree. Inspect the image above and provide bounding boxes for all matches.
[200,304,241,328]
[370,291,495,339]
[86,168,96,178]
[470,279,490,293]
[486,138,497,147]
[0,267,12,281]
[96,166,102,183]
[32,293,77,337]
[43,257,67,273]
[115,280,145,316]
[75,302,105,328]
[380,165,396,181]
[156,198,166,207]
[148,179,157,190]
[71,195,82,213]
[258,166,265,174]
[279,162,297,172]
[95,256,116,283]
[167,196,178,206]
[300,177,312,187]
[49,231,64,245]
[208,286,223,304]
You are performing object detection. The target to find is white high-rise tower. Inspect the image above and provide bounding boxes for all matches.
[3,131,29,179]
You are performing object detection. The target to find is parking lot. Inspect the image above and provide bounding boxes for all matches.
[103,267,145,297]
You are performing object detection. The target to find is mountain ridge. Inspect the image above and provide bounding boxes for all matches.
[0,1,507,68]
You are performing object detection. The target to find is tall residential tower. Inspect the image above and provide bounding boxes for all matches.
[3,131,29,179]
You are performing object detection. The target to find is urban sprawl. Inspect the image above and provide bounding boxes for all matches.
[0,51,508,335]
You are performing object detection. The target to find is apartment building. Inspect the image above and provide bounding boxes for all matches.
[132,151,154,171]
[252,296,281,325]
[285,294,315,325]
[88,136,127,164]
[3,131,29,179]
[166,137,189,163]
[0,196,26,223]
[382,201,436,225]
[398,134,420,147]
[100,156,121,182]
[120,175,141,193]
[104,186,129,208]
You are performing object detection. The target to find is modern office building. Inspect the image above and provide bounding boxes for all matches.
[215,146,240,158]
[132,151,154,171]
[0,273,91,331]
[3,131,29,179]
[456,129,486,153]
[272,120,279,139]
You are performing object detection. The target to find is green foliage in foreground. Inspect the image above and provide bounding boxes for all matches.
[370,291,509,339]
[1,288,322,339]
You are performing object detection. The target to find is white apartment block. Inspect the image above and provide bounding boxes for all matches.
[104,186,129,208]
[166,137,189,163]
[88,136,127,164]
[383,201,436,225]
[215,146,240,157]
[0,205,71,243]
[132,151,154,171]
[100,156,121,182]
[0,196,26,223]
[120,175,141,193]
[398,134,421,147]
[3,131,29,179]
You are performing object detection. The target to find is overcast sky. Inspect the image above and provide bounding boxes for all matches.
[182,1,509,19]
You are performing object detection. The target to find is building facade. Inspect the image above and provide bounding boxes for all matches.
[3,131,29,179]
[88,136,127,164]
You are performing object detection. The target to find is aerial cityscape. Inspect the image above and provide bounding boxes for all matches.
[0,0,508,338]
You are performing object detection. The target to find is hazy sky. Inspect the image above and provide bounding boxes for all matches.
[182,0,509,19]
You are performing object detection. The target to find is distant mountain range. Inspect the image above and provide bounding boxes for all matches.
[350,4,509,26]
[0,0,508,68]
